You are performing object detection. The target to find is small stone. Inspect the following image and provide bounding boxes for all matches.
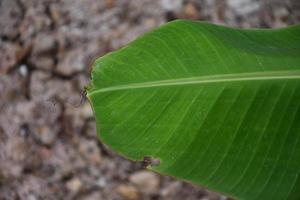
[38,147,53,160]
[49,5,61,25]
[0,42,21,74]
[65,102,94,136]
[95,177,107,188]
[161,182,181,197]
[0,0,22,39]
[19,64,28,77]
[81,103,94,118]
[6,137,28,162]
[144,18,156,29]
[78,138,102,164]
[33,33,57,55]
[105,0,115,8]
[161,0,183,12]
[227,0,260,15]
[30,71,51,100]
[27,33,57,70]
[129,170,159,194]
[66,177,83,193]
[30,70,81,105]
[83,120,97,138]
[183,2,200,19]
[34,125,57,146]
[27,194,38,200]
[55,49,85,76]
[6,164,23,178]
[83,192,104,200]
[29,56,55,70]
[116,185,140,200]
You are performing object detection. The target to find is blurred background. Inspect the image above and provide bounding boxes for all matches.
[0,0,299,199]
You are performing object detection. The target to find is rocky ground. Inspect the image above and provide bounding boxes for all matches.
[0,0,299,199]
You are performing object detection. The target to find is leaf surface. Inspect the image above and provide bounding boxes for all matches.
[87,20,300,200]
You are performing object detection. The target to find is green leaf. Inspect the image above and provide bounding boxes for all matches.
[87,20,300,200]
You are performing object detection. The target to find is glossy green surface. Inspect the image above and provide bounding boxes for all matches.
[87,20,300,200]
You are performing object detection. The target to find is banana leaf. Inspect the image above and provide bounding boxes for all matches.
[87,20,300,200]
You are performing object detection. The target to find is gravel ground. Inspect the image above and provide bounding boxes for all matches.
[0,0,299,200]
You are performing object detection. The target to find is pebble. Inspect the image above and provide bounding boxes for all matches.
[55,49,85,76]
[129,170,160,194]
[78,138,102,164]
[183,2,200,19]
[83,192,104,200]
[80,103,94,119]
[6,137,28,162]
[0,0,22,40]
[35,125,57,146]
[105,0,115,8]
[66,177,83,193]
[227,0,260,15]
[0,42,21,74]
[29,56,55,70]
[161,181,181,197]
[161,0,183,12]
[27,194,38,200]
[19,65,28,77]
[83,120,97,138]
[33,33,57,55]
[95,177,107,188]
[116,185,140,200]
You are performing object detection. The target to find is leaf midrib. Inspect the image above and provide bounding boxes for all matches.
[89,70,300,95]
